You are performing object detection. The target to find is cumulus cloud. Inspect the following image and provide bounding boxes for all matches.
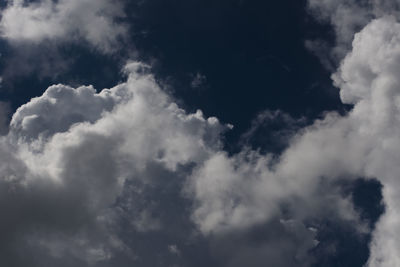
[304,3,400,263]
[306,0,400,66]
[185,13,400,267]
[2,0,398,266]
[0,57,375,266]
[306,1,400,263]
[0,62,226,266]
[333,17,400,267]
[4,20,400,264]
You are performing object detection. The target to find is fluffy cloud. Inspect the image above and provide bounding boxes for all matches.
[0,0,127,53]
[0,58,373,266]
[306,0,400,66]
[0,62,226,266]
[4,22,400,264]
[2,1,397,266]
[0,0,129,81]
[307,1,400,264]
[188,14,400,267]
[334,17,400,267]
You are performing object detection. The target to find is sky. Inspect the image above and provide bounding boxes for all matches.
[0,0,399,266]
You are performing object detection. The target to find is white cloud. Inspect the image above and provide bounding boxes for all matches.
[0,62,226,266]
[0,0,129,81]
[307,1,400,264]
[3,0,398,265]
[186,116,365,233]
[0,58,365,266]
[333,17,400,267]
[0,0,127,53]
[307,0,400,65]
[3,35,400,265]
[186,13,400,267]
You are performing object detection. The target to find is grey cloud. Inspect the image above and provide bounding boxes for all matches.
[0,62,226,266]
[208,219,318,267]
[0,42,73,81]
[0,101,10,135]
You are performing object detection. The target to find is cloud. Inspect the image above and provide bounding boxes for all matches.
[305,5,400,263]
[0,62,226,266]
[2,1,397,266]
[0,100,10,135]
[0,58,369,266]
[306,0,400,65]
[333,16,400,267]
[306,2,400,263]
[0,0,129,81]
[191,72,207,89]
[184,113,371,266]
[0,0,127,53]
[186,13,400,267]
[1,50,398,266]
